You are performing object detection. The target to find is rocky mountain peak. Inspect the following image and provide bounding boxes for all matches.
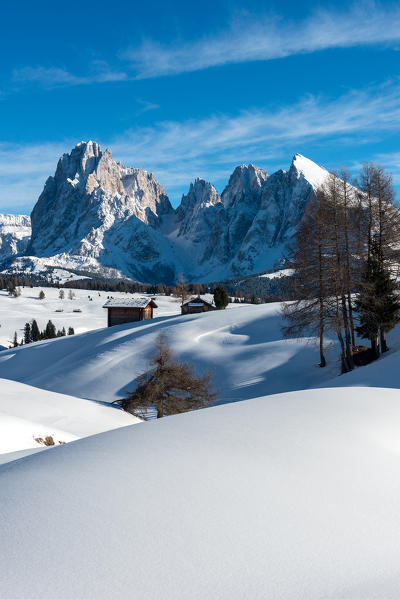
[175,179,222,241]
[289,153,329,189]
[222,163,268,208]
[28,141,174,262]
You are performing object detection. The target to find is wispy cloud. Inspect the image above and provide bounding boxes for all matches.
[1,80,400,211]
[135,98,160,115]
[11,3,400,88]
[13,63,128,88]
[110,81,400,186]
[0,141,69,211]
[124,3,400,78]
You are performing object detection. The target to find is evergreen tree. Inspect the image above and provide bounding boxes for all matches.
[68,327,75,335]
[355,242,400,358]
[377,267,400,352]
[44,320,57,339]
[213,285,229,310]
[31,320,40,342]
[23,322,32,344]
[13,331,18,347]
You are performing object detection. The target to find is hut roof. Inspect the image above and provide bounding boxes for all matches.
[103,297,158,309]
[182,296,214,308]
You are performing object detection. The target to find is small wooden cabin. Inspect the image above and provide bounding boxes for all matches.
[103,297,158,327]
[181,296,215,315]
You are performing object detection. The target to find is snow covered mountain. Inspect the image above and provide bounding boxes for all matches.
[0,214,31,261]
[26,141,179,283]
[3,142,331,283]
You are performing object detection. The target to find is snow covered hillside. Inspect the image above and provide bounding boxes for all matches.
[3,386,400,598]
[0,378,136,456]
[0,300,340,404]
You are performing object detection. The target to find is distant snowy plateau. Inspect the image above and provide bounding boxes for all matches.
[2,141,330,283]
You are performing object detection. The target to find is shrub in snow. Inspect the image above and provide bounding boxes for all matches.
[116,334,216,419]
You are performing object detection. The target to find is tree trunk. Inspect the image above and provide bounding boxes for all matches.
[380,328,388,353]
[341,294,354,370]
[157,400,164,418]
[347,291,356,348]
[318,243,326,368]
[337,330,349,373]
[371,335,380,360]
[319,329,326,368]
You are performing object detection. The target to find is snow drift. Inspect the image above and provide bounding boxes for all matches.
[2,386,400,598]
[0,378,136,455]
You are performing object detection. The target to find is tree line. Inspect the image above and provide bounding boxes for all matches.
[11,320,75,347]
[283,163,400,372]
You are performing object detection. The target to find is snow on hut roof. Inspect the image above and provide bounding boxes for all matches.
[182,296,214,307]
[103,297,158,309]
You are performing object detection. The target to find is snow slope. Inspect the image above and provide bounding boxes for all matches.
[2,292,400,406]
[2,386,400,598]
[0,301,339,404]
[0,378,136,455]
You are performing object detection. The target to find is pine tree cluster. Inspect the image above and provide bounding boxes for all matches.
[12,320,75,347]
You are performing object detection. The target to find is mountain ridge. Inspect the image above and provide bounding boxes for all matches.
[0,142,330,283]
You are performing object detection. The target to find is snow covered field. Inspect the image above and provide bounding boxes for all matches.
[0,286,181,347]
[2,287,400,595]
[3,386,400,598]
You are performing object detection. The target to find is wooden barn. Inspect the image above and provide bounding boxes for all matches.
[181,296,215,315]
[103,297,158,327]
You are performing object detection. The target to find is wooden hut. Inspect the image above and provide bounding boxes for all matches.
[181,296,215,315]
[103,297,158,327]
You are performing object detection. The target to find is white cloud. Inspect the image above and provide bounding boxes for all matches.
[124,3,400,78]
[12,3,400,89]
[109,82,400,183]
[13,64,128,88]
[1,81,400,211]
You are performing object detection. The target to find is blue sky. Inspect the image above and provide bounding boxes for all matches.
[1,0,400,212]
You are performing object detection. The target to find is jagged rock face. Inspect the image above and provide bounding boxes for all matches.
[0,214,31,261]
[29,141,173,257]
[230,154,329,275]
[16,143,330,283]
[27,141,177,283]
[176,178,222,241]
[211,164,268,264]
